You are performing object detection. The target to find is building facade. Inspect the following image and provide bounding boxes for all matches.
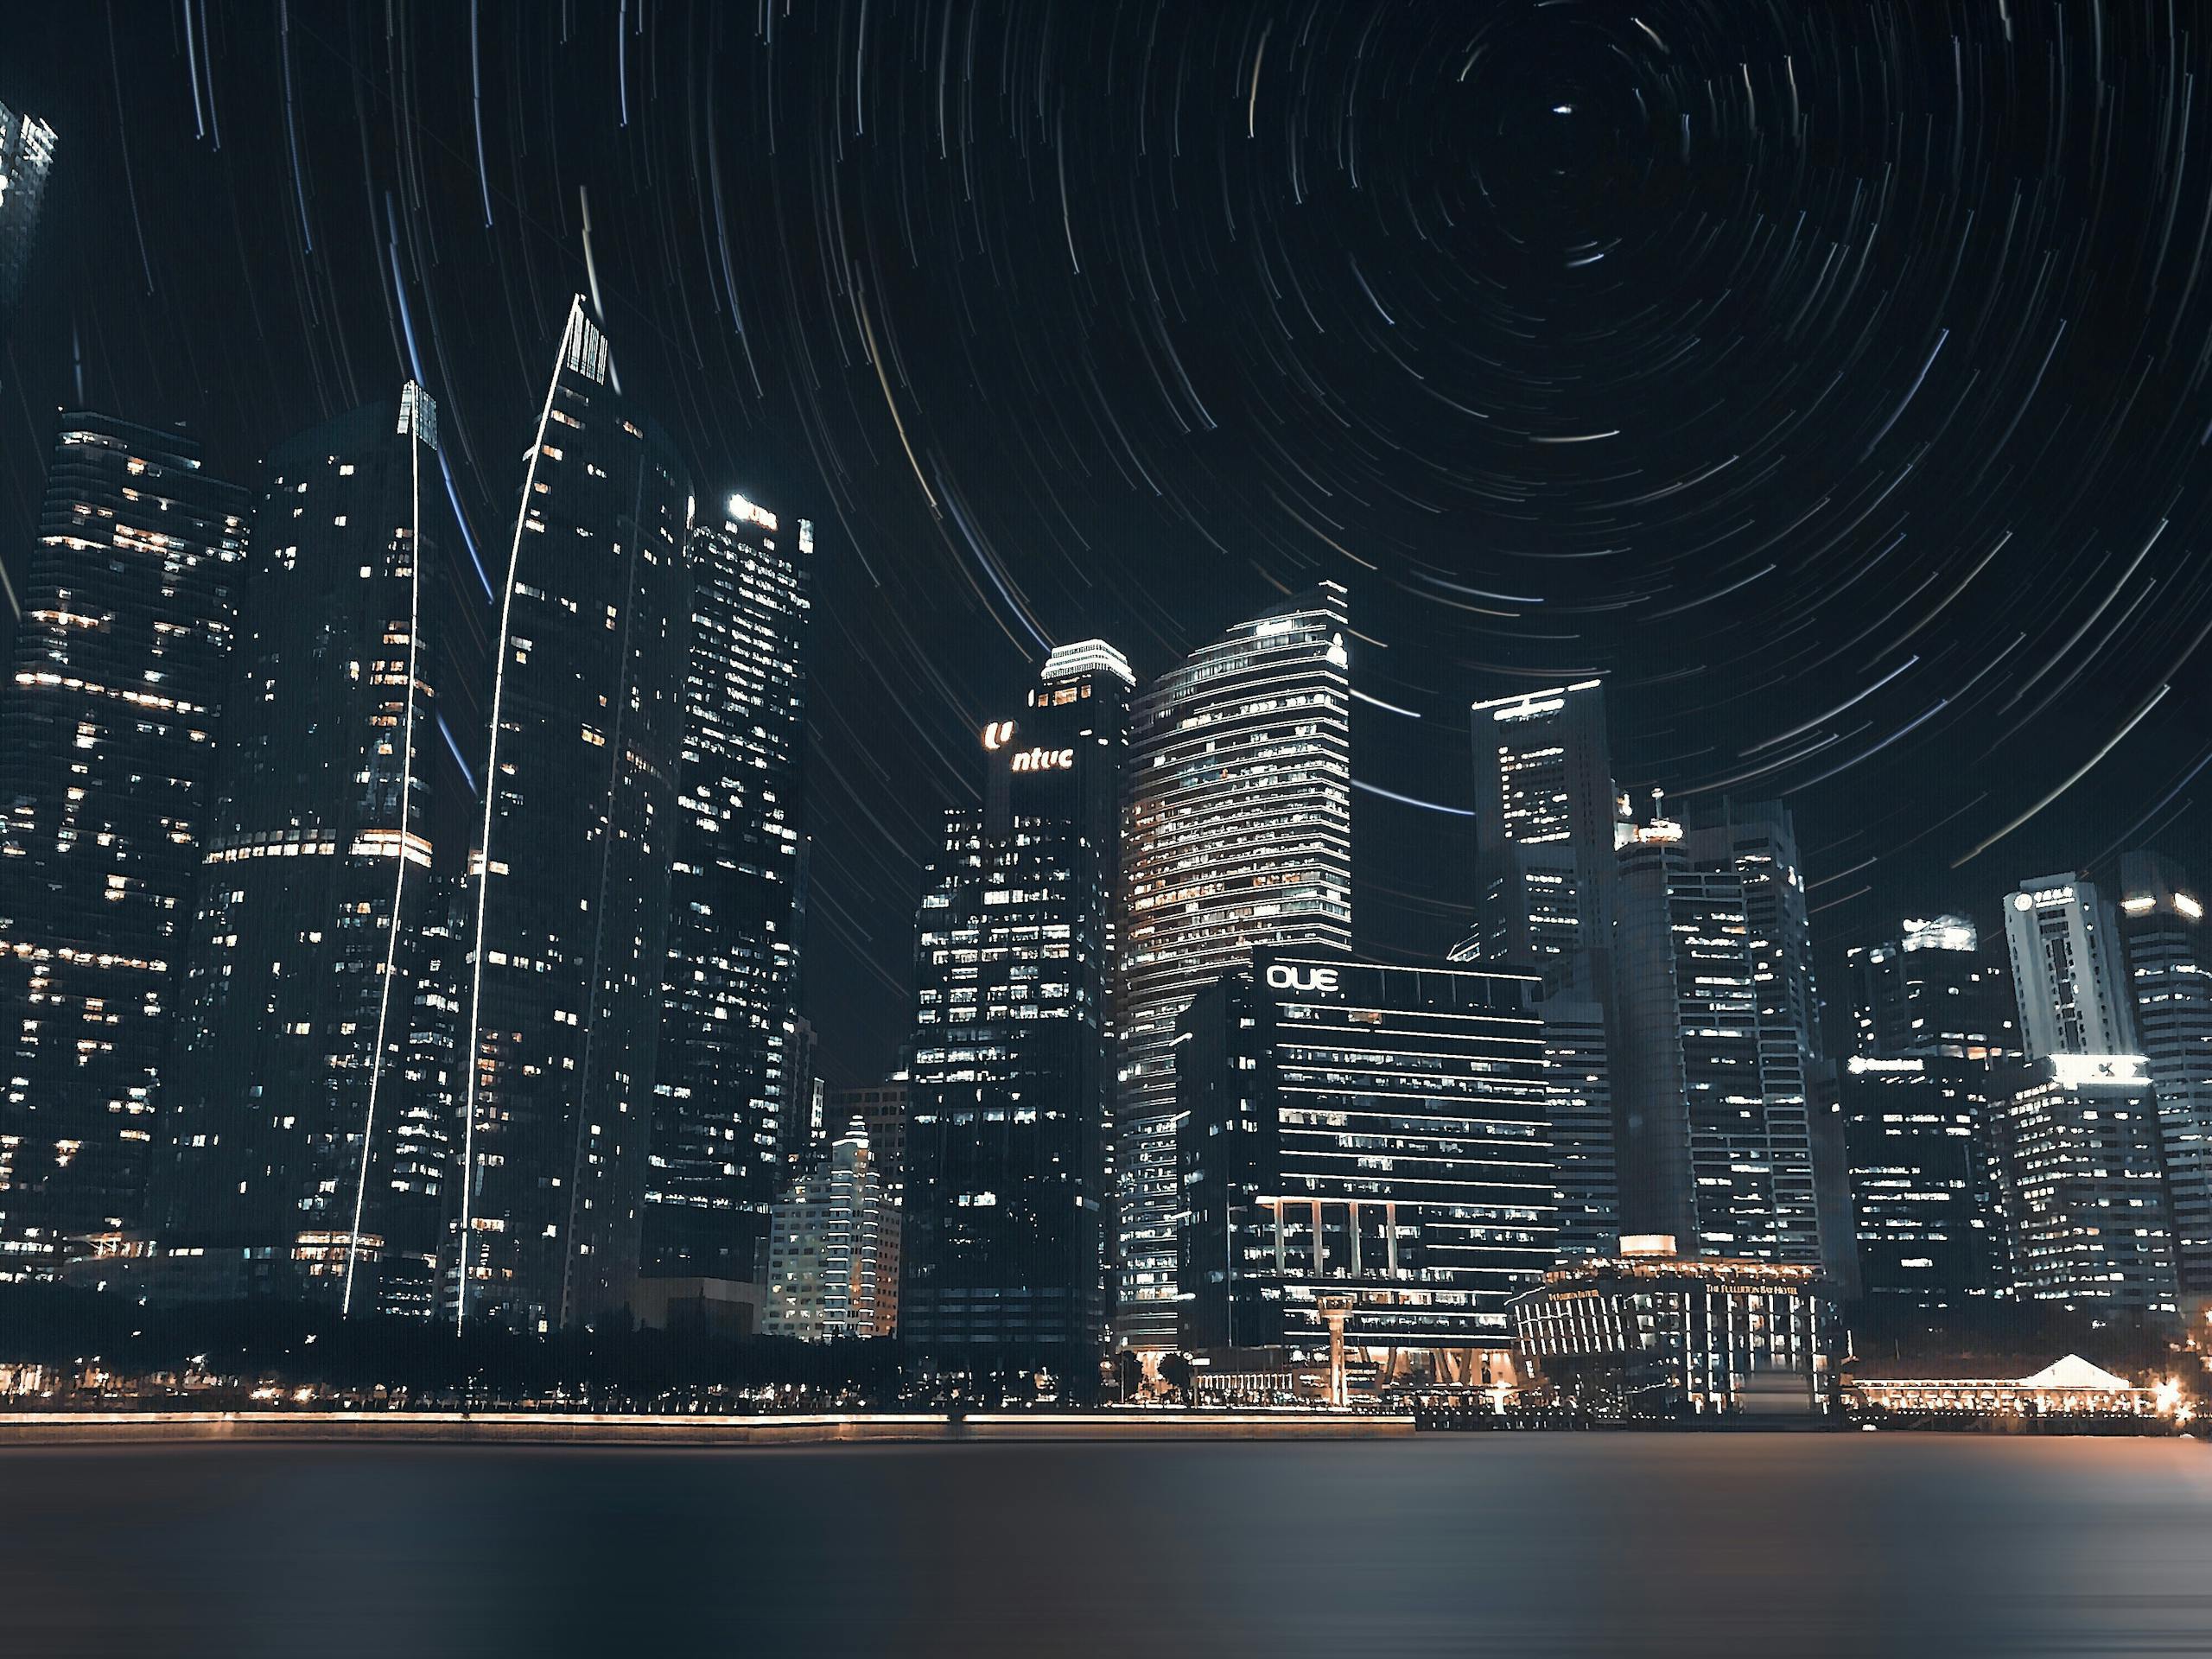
[1175,950,1559,1378]
[1511,1239,1840,1415]
[1116,586,1352,1350]
[762,1125,893,1340]
[904,643,1128,1370]
[455,299,693,1332]
[153,391,448,1314]
[2116,851,2212,1304]
[2004,874,2138,1059]
[1990,1055,2180,1322]
[645,495,812,1284]
[1609,807,1822,1263]
[0,415,248,1277]
[1464,679,1619,990]
[0,99,57,350]
[1847,914,2017,1062]
[1838,1054,2009,1308]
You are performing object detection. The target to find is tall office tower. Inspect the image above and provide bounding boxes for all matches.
[2117,851,2212,1301]
[1839,1054,2009,1309]
[2003,874,2138,1058]
[761,1124,892,1340]
[1692,799,1821,1062]
[1175,950,1558,1379]
[0,100,57,353]
[1609,806,1821,1263]
[1539,995,1619,1257]
[156,391,448,1313]
[1465,679,1619,988]
[0,416,248,1279]
[1990,1055,2180,1323]
[644,494,811,1284]
[905,642,1130,1371]
[1847,914,2017,1061]
[456,299,694,1333]
[1116,586,1352,1351]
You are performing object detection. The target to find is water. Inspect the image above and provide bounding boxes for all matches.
[4,1434,2209,1656]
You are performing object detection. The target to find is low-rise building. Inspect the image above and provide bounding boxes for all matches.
[1510,1236,1840,1415]
[1846,1354,2165,1420]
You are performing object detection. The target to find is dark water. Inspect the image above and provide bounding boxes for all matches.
[4,1434,2210,1656]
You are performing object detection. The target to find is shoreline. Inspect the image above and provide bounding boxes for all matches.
[0,1408,1419,1449]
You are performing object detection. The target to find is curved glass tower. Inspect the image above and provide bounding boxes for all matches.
[1114,584,1351,1351]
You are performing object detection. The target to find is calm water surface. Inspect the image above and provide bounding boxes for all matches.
[4,1434,2209,1656]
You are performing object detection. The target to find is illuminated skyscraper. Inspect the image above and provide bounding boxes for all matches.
[1116,587,1352,1351]
[456,299,694,1332]
[1609,802,1821,1263]
[644,495,811,1284]
[762,1123,893,1341]
[2116,851,2212,1301]
[0,415,247,1278]
[1839,1052,2010,1310]
[0,100,57,353]
[1847,914,2017,1062]
[904,643,1129,1369]
[1465,679,1618,990]
[159,389,449,1314]
[2003,874,2138,1058]
[1991,1055,2179,1322]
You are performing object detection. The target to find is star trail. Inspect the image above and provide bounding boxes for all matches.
[7,0,2212,1079]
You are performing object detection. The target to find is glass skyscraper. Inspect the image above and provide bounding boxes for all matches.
[0,99,56,353]
[159,388,450,1315]
[645,495,812,1284]
[2116,850,2212,1302]
[2003,874,2139,1058]
[904,642,1129,1370]
[1610,803,1822,1263]
[0,415,248,1278]
[1116,585,1352,1351]
[456,299,694,1332]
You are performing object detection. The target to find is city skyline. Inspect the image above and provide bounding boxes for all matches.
[10,9,2212,1095]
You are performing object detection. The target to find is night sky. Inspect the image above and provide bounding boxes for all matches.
[7,2,2212,1084]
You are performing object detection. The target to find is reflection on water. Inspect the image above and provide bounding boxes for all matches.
[3,1434,2209,1656]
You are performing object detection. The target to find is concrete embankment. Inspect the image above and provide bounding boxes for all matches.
[0,1409,1416,1449]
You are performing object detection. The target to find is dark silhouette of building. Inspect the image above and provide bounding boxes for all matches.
[454,300,693,1332]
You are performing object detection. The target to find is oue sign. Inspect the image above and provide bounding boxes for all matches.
[1267,963,1340,994]
[982,721,1016,751]
[1010,747,1076,772]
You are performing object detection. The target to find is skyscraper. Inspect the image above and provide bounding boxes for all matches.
[0,415,248,1278]
[1839,1053,2010,1309]
[645,493,811,1285]
[1465,679,1619,990]
[1116,586,1352,1350]
[1609,804,1822,1263]
[2116,851,2212,1302]
[1990,1055,2180,1323]
[0,99,57,355]
[2003,874,2138,1058]
[456,299,694,1333]
[1175,950,1558,1379]
[904,642,1129,1370]
[1847,914,2017,1062]
[762,1123,893,1341]
[158,389,449,1314]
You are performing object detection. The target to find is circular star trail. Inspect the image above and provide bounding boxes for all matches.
[7,1,2212,1073]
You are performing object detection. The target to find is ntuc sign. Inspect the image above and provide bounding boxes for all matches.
[1010,747,1075,772]
[1266,963,1339,994]
[982,721,1016,751]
